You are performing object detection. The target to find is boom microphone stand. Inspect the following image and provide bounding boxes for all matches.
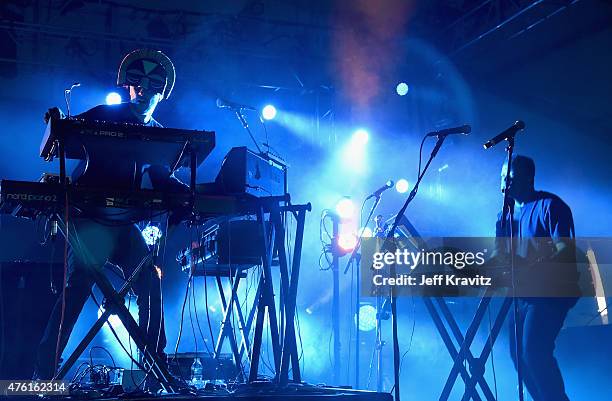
[382,133,450,401]
[234,108,265,155]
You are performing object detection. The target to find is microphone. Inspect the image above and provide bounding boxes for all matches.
[366,180,394,199]
[216,98,256,111]
[64,82,81,118]
[65,82,81,93]
[483,120,525,149]
[426,125,471,137]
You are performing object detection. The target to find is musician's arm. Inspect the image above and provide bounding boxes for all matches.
[544,198,576,264]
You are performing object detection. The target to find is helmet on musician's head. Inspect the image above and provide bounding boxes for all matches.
[117,49,175,100]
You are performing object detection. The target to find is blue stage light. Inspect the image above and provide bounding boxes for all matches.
[337,232,358,252]
[357,304,377,331]
[141,224,162,246]
[396,82,409,96]
[335,197,355,219]
[105,92,122,105]
[396,179,409,194]
[262,104,277,120]
[352,129,369,145]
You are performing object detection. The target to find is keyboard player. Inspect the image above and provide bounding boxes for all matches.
[35,49,184,380]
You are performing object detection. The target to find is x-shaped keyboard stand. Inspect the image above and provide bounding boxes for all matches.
[423,290,512,401]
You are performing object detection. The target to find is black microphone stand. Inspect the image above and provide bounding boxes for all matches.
[372,219,390,393]
[500,136,525,401]
[64,82,80,118]
[382,134,448,401]
[342,194,383,389]
[234,108,264,155]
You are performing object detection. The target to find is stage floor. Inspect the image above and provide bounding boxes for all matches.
[19,385,394,401]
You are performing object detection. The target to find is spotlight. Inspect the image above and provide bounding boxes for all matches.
[141,224,162,246]
[395,179,409,194]
[262,104,277,120]
[105,92,122,105]
[359,226,373,238]
[352,129,369,145]
[396,82,409,96]
[335,197,355,220]
[337,232,358,252]
[356,304,377,331]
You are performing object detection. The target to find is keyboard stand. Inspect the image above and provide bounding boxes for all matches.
[246,202,310,384]
[202,201,309,384]
[53,220,179,392]
[423,289,512,401]
[211,267,256,381]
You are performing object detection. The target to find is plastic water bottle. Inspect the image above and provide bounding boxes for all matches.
[190,357,203,388]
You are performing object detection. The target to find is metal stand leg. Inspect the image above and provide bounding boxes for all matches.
[54,255,152,380]
[55,262,177,392]
[278,207,306,385]
[214,270,252,380]
[424,293,512,401]
[239,282,261,362]
[424,298,485,401]
[247,202,309,383]
[249,206,282,382]
[90,268,177,391]
[460,298,512,401]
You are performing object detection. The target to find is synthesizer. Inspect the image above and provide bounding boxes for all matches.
[0,179,288,220]
[40,118,215,170]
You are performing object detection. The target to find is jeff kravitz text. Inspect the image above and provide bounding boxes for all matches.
[372,273,492,287]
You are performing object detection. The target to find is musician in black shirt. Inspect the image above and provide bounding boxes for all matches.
[495,155,579,401]
[36,49,181,381]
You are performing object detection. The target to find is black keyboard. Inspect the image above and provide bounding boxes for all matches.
[0,179,287,220]
[40,118,215,170]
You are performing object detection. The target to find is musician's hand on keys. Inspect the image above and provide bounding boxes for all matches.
[44,107,65,124]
